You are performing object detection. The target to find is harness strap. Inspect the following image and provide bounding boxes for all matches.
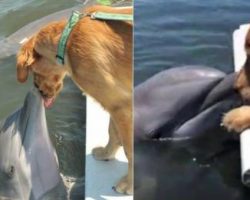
[91,12,133,21]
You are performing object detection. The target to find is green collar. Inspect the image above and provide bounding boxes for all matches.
[56,10,133,65]
[56,11,82,65]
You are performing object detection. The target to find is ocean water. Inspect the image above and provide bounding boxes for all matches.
[134,0,250,85]
[134,0,250,199]
[0,0,86,198]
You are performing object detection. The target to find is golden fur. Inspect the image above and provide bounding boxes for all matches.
[16,5,133,194]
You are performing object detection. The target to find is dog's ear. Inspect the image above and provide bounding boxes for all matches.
[16,36,39,83]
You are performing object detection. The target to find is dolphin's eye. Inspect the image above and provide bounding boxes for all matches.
[7,165,15,178]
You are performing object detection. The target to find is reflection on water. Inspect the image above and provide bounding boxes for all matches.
[135,0,250,199]
[135,0,250,85]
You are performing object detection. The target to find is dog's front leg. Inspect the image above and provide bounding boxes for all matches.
[223,106,250,132]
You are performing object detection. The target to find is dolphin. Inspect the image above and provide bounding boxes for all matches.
[134,66,242,140]
[134,66,250,200]
[0,88,66,200]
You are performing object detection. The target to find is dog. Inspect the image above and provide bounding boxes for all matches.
[16,5,133,194]
[223,29,250,133]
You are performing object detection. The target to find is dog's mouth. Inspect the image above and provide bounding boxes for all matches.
[34,83,56,108]
[43,96,55,109]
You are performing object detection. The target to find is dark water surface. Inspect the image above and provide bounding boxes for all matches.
[134,0,250,200]
[134,0,250,85]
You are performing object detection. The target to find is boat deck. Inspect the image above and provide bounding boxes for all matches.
[85,97,133,200]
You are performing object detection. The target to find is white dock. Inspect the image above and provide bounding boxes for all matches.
[85,96,133,200]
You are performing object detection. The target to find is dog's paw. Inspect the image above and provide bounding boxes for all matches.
[92,146,115,161]
[113,175,133,195]
[222,107,250,133]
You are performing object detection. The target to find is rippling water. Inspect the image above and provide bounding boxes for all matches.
[134,0,250,85]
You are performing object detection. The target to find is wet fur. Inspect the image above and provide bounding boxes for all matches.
[16,5,133,194]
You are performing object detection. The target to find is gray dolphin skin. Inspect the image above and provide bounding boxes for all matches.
[134,66,242,140]
[0,88,66,200]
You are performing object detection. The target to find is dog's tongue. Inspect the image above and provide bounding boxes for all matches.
[43,97,55,109]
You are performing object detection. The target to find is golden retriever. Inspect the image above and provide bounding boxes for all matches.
[223,28,250,133]
[16,5,133,194]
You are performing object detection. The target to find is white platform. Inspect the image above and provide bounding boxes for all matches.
[85,97,133,200]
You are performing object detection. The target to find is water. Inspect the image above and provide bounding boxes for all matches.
[0,0,86,198]
[134,0,250,85]
[134,0,250,199]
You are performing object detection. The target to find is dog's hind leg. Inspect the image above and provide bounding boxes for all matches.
[92,118,121,161]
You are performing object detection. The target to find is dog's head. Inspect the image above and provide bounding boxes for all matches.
[16,36,66,108]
